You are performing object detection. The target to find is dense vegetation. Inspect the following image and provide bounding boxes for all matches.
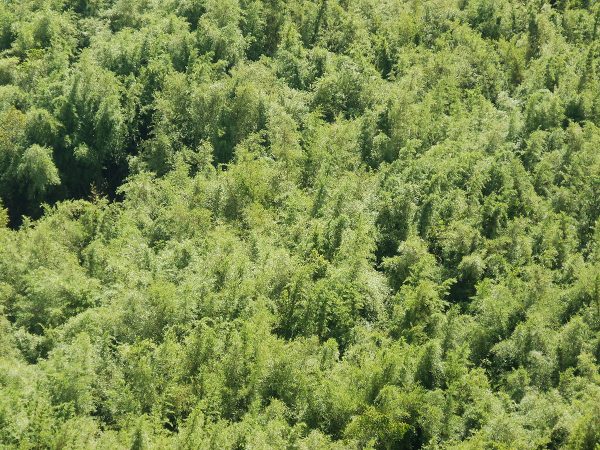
[1,0,600,448]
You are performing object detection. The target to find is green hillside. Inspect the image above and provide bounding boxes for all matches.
[1,0,600,448]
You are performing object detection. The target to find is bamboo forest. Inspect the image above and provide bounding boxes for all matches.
[1,0,600,448]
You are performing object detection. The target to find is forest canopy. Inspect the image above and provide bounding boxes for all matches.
[1,0,600,448]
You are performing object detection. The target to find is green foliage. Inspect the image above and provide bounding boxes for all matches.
[0,0,600,449]
[17,145,60,199]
